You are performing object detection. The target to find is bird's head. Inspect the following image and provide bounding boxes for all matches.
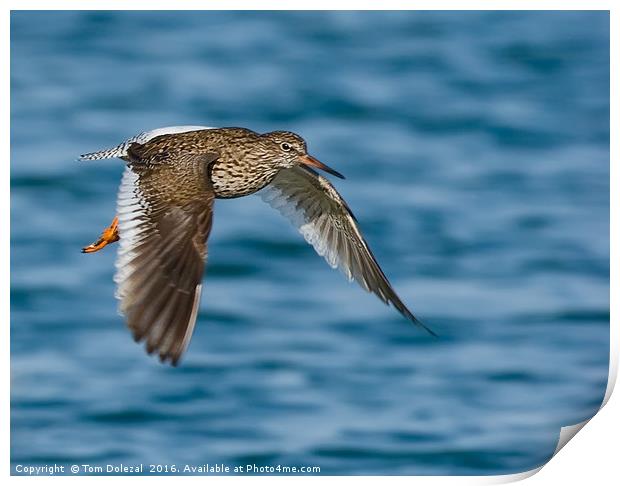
[263,131,344,179]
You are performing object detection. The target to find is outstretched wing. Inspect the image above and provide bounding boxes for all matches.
[114,149,219,365]
[260,166,434,335]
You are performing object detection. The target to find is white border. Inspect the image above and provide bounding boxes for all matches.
[2,1,617,10]
[5,2,616,484]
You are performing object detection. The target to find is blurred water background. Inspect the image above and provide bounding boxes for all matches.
[10,11,609,475]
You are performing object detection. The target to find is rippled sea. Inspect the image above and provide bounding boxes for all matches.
[10,11,609,475]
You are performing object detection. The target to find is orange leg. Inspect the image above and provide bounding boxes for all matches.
[82,216,120,253]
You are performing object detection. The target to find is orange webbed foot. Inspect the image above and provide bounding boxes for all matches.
[82,216,120,254]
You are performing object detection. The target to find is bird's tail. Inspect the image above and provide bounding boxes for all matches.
[79,142,131,161]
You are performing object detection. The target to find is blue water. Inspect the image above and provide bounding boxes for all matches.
[10,11,609,475]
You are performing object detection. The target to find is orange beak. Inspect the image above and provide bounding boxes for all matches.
[299,154,345,179]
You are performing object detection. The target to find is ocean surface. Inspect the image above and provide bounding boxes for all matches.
[10,11,609,475]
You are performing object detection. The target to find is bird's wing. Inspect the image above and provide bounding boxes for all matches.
[260,166,434,335]
[114,149,219,365]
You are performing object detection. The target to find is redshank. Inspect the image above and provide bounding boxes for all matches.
[81,126,434,365]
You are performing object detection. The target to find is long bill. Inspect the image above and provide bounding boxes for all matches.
[299,154,345,179]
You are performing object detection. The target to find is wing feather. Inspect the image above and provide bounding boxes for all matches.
[114,150,217,365]
[260,166,435,335]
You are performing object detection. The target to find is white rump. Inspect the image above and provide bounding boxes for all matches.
[80,125,215,161]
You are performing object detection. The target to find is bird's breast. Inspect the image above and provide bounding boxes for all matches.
[209,159,278,199]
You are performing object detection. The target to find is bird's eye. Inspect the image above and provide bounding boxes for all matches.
[280,142,291,152]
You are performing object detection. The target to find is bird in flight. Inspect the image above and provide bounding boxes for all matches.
[81,126,434,365]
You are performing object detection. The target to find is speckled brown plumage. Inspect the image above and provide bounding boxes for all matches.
[126,128,304,198]
[81,126,434,366]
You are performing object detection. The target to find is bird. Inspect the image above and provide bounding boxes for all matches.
[80,125,435,366]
